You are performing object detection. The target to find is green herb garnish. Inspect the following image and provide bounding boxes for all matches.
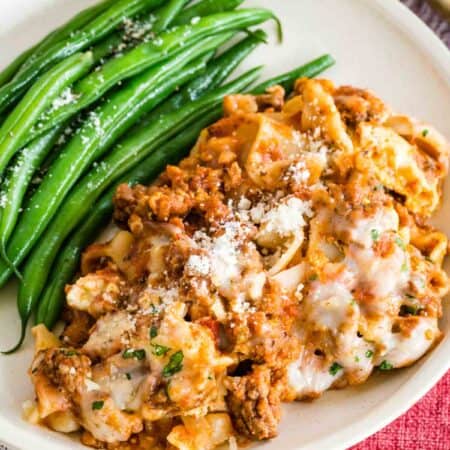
[422,129,429,137]
[151,343,171,357]
[309,274,318,282]
[122,349,146,360]
[329,362,342,376]
[395,237,406,250]
[371,229,380,241]
[354,356,360,363]
[162,351,184,377]
[400,304,421,316]
[401,262,408,272]
[125,373,131,380]
[150,326,158,339]
[92,400,104,410]
[379,360,393,371]
[365,350,374,358]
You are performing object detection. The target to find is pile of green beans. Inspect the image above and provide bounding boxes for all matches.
[0,0,336,352]
[0,0,117,88]
[22,8,279,147]
[0,0,172,114]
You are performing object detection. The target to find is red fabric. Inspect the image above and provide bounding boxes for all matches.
[351,370,450,450]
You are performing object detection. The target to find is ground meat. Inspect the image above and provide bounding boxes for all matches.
[334,85,388,126]
[114,184,146,228]
[34,347,92,395]
[61,310,95,347]
[226,365,281,440]
[255,85,286,112]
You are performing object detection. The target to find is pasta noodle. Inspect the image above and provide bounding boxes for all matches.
[28,78,449,449]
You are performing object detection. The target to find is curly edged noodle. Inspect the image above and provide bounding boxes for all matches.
[26,79,450,448]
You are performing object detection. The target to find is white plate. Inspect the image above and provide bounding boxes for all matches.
[0,1,449,449]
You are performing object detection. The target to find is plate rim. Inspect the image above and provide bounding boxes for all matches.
[0,0,450,449]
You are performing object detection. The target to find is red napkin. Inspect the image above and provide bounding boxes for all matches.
[350,370,450,450]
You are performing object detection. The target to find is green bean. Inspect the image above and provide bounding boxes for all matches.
[0,0,116,88]
[0,51,94,177]
[0,0,165,114]
[0,47,36,89]
[90,32,125,63]
[173,0,245,26]
[34,56,336,332]
[252,54,336,94]
[6,68,261,352]
[35,193,114,329]
[139,29,267,124]
[0,33,232,288]
[152,0,191,33]
[0,125,64,277]
[23,9,278,145]
[36,111,220,329]
[15,0,118,77]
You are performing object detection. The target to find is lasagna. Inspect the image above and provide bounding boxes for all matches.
[27,78,450,449]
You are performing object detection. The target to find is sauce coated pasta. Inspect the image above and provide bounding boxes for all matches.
[28,78,450,449]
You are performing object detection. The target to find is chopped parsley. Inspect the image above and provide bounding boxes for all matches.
[329,362,342,376]
[400,304,421,316]
[370,229,380,242]
[122,349,146,360]
[91,400,104,410]
[354,356,360,363]
[395,237,406,250]
[151,343,171,357]
[162,350,184,377]
[405,293,416,299]
[365,350,374,358]
[309,273,318,282]
[422,129,429,137]
[374,184,384,192]
[125,373,132,380]
[379,360,393,371]
[164,380,171,400]
[63,350,78,357]
[401,262,408,272]
[150,326,158,339]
